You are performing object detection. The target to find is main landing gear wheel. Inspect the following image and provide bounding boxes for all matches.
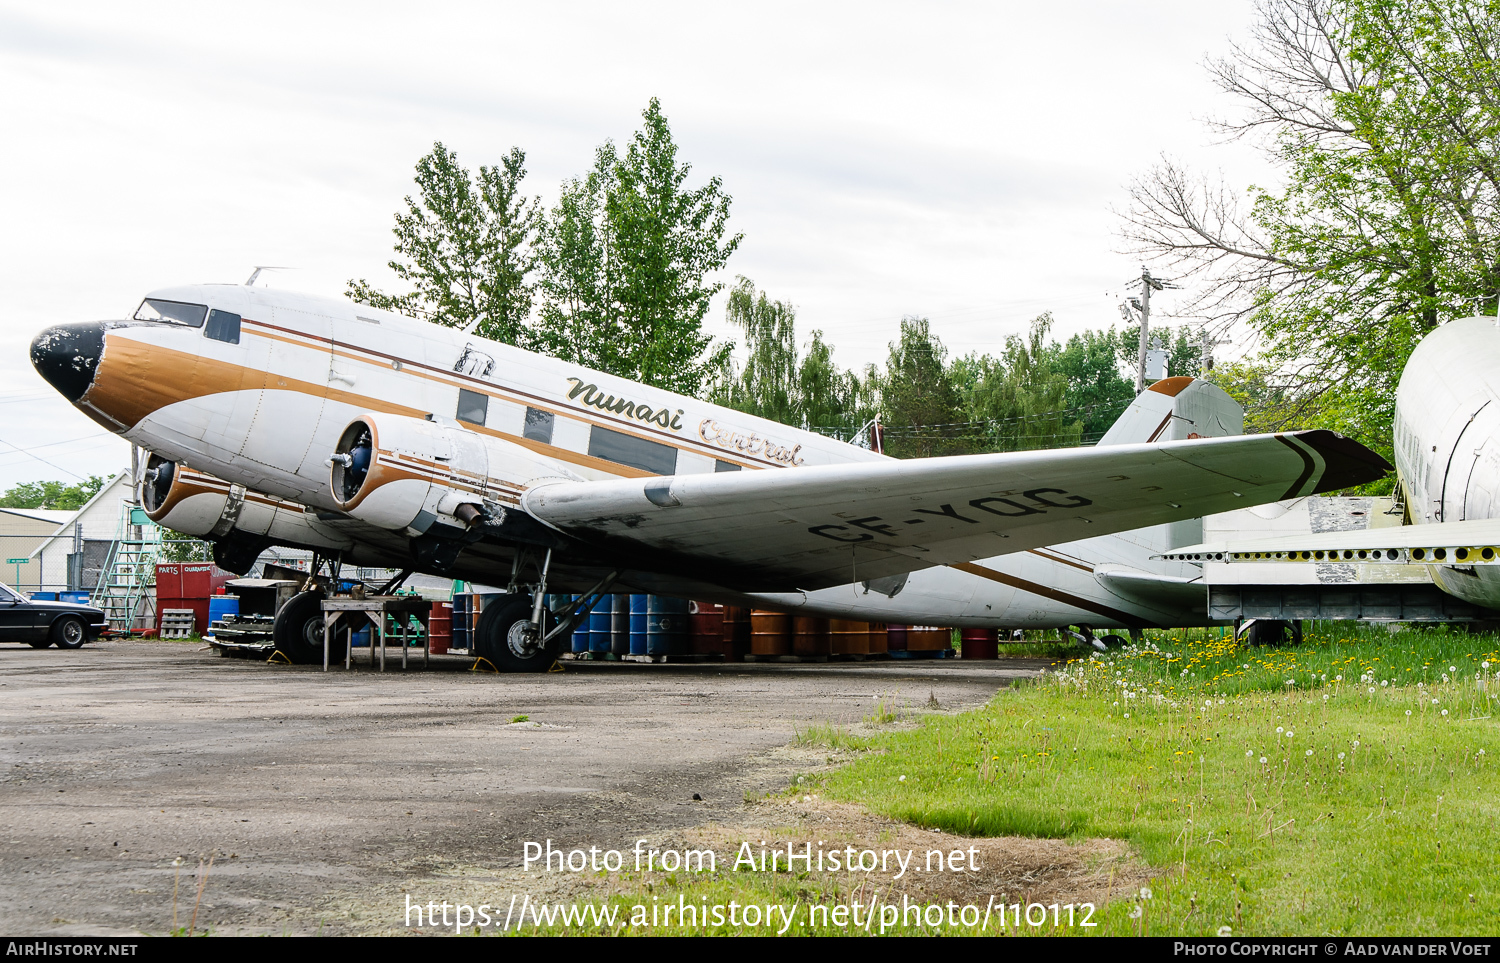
[273,590,348,665]
[1244,619,1303,647]
[51,616,86,650]
[474,596,560,673]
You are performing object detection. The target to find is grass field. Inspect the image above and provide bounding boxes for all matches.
[520,623,1500,936]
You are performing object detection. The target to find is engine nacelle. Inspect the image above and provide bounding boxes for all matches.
[328,412,579,532]
[141,454,353,552]
[328,413,494,531]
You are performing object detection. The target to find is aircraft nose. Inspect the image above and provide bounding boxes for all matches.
[30,322,107,402]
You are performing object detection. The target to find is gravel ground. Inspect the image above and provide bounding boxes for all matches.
[0,639,1046,936]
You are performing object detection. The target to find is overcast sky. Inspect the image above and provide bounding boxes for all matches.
[0,0,1273,489]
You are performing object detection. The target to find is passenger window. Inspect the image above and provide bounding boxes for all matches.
[714,459,742,472]
[588,426,678,475]
[523,407,555,444]
[456,388,489,426]
[204,309,241,344]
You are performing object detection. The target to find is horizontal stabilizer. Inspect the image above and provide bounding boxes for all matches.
[523,429,1390,592]
[1160,518,1500,566]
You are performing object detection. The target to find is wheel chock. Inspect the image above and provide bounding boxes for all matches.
[470,657,498,674]
[266,650,292,665]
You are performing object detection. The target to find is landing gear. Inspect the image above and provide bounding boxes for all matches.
[273,590,349,665]
[474,596,561,672]
[1241,619,1303,647]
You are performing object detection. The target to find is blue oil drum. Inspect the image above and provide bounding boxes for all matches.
[589,595,612,653]
[351,624,371,648]
[450,594,471,650]
[207,595,239,626]
[646,596,689,656]
[611,594,631,655]
[629,594,649,655]
[570,595,589,653]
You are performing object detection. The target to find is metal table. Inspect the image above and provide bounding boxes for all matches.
[320,596,433,671]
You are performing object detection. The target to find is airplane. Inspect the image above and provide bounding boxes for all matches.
[1161,313,1500,614]
[29,283,1388,670]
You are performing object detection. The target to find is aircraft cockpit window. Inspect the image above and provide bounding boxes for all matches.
[133,298,207,328]
[204,309,241,344]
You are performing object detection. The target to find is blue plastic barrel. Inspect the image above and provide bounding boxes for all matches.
[60,591,90,605]
[208,595,239,626]
[450,594,470,650]
[611,594,631,655]
[589,595,612,653]
[629,595,649,655]
[567,595,588,652]
[30,592,57,601]
[351,624,371,648]
[646,596,689,656]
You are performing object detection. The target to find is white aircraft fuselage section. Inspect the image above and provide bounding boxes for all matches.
[1392,316,1500,607]
[32,284,1379,630]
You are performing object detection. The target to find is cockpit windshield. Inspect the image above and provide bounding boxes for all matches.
[134,298,207,327]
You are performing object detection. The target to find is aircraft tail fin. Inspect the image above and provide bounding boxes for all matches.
[1097,377,1244,447]
[1096,377,1245,551]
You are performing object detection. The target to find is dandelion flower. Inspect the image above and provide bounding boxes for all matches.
[1277,726,1284,733]
[1140,887,1153,899]
[1286,730,1294,738]
[1451,666,1457,673]
[1442,709,1449,716]
[1406,710,1412,717]
[1369,687,1376,693]
[1218,926,1232,937]
[1306,749,1314,756]
[1381,680,1389,687]
[898,775,906,782]
[1433,698,1440,705]
[1129,905,1143,919]
[1123,713,1130,719]
[1260,757,1268,764]
[1352,741,1359,748]
[1338,752,1346,759]
[1246,749,1254,757]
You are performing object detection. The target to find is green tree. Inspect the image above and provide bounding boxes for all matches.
[878,317,967,458]
[1052,328,1136,440]
[0,476,107,511]
[537,99,742,396]
[349,143,541,346]
[1122,0,1500,456]
[713,277,799,422]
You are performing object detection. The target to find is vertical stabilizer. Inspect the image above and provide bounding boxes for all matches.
[1098,377,1245,549]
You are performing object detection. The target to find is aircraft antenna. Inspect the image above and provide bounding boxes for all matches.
[245,266,293,286]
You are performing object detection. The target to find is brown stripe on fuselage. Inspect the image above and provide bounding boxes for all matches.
[83,333,657,481]
[1027,548,1094,572]
[949,561,1149,628]
[245,319,774,471]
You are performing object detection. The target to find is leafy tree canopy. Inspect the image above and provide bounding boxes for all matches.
[0,476,108,512]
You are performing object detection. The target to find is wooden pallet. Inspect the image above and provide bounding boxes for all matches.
[159,609,196,639]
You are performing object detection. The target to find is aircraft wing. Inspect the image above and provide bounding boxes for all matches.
[1161,518,1500,566]
[521,429,1389,592]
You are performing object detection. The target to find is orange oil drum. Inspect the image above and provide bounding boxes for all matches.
[750,610,792,656]
[830,620,870,656]
[792,616,830,657]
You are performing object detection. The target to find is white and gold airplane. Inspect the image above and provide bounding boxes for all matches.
[30,284,1388,669]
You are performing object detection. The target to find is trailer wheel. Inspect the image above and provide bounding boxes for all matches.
[474,597,559,673]
[272,591,348,665]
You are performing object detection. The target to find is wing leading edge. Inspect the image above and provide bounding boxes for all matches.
[521,429,1389,592]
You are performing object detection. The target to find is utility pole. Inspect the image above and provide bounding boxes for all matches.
[1134,267,1166,393]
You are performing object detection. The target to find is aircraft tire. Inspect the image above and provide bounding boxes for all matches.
[474,597,560,673]
[1100,634,1128,648]
[1245,619,1294,647]
[273,590,348,665]
[28,638,54,649]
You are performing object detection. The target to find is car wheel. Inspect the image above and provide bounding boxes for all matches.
[474,597,559,672]
[272,591,347,665]
[51,616,87,650]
